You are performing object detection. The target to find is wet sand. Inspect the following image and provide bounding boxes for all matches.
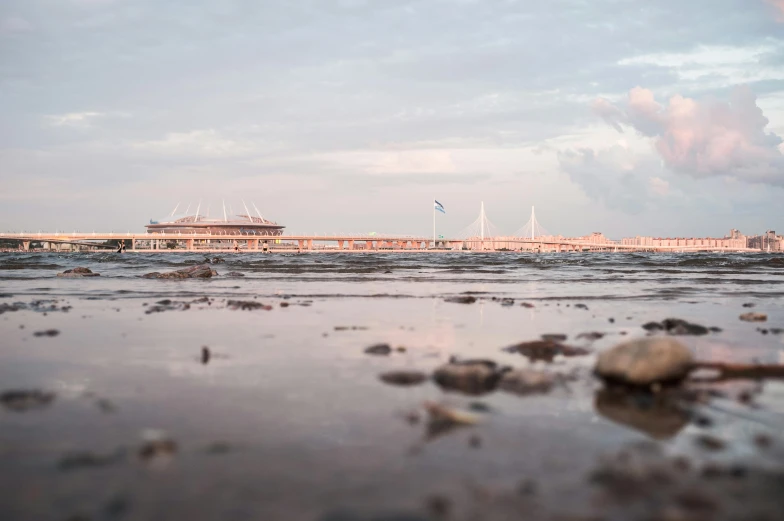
[1,253,784,520]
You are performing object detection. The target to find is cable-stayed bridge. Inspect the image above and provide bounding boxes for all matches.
[0,202,764,252]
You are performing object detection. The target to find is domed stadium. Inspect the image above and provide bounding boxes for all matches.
[146,201,285,235]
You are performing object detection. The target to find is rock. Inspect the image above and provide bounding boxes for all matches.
[695,434,726,452]
[502,339,589,362]
[226,300,272,311]
[1,390,55,411]
[740,312,767,322]
[57,267,100,277]
[521,302,535,308]
[577,331,605,341]
[444,295,477,304]
[423,401,480,440]
[498,369,555,395]
[742,302,756,308]
[575,303,589,310]
[379,370,428,386]
[364,343,392,355]
[138,430,177,461]
[500,298,515,306]
[145,300,191,314]
[201,346,210,365]
[641,318,710,335]
[433,359,504,394]
[142,264,217,279]
[280,302,290,308]
[33,329,60,337]
[595,337,694,386]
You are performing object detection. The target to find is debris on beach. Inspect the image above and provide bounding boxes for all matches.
[225,271,245,277]
[444,296,477,304]
[335,325,369,331]
[541,333,567,342]
[1,389,55,411]
[502,339,589,362]
[595,337,694,386]
[364,343,392,355]
[641,318,711,335]
[423,401,480,440]
[57,267,100,277]
[226,300,272,311]
[142,264,217,279]
[521,302,535,308]
[500,298,515,306]
[574,303,589,310]
[145,299,191,314]
[577,331,605,341]
[742,302,756,308]
[33,329,60,337]
[201,346,210,365]
[379,370,428,386]
[498,369,555,396]
[739,312,767,322]
[0,302,25,315]
[138,430,177,462]
[433,358,505,394]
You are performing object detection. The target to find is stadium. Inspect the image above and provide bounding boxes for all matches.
[146,202,285,235]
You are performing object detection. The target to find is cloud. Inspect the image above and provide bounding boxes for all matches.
[46,112,105,127]
[648,176,670,196]
[130,130,258,158]
[767,0,784,21]
[557,145,659,213]
[593,86,784,186]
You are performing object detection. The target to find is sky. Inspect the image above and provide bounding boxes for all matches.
[1,0,783,239]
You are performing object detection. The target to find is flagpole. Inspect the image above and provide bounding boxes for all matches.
[433,197,435,249]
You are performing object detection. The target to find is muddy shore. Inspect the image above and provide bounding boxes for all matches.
[1,252,783,520]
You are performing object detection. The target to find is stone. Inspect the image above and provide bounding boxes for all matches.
[33,329,60,337]
[227,300,272,311]
[57,267,100,277]
[142,264,217,279]
[541,333,567,342]
[1,389,55,411]
[499,369,555,395]
[595,337,694,386]
[379,370,428,386]
[364,343,392,355]
[577,331,605,341]
[641,318,710,335]
[502,339,589,362]
[225,271,245,277]
[740,312,767,322]
[444,295,477,304]
[433,359,503,394]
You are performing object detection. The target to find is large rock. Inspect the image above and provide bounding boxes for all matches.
[57,267,100,277]
[595,337,694,386]
[433,359,504,395]
[142,264,217,279]
[498,369,555,396]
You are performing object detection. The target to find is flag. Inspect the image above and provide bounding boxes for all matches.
[434,200,446,214]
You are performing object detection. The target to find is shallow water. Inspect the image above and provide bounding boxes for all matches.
[1,252,784,520]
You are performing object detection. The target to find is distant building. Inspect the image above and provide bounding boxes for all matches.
[146,213,284,235]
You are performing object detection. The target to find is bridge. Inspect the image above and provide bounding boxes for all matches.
[0,204,767,253]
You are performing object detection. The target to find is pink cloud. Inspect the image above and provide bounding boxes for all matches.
[766,0,784,21]
[592,86,784,186]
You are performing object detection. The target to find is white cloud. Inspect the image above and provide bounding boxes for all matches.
[46,112,106,127]
[131,130,257,158]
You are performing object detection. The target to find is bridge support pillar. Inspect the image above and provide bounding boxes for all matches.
[298,240,304,251]
[21,241,30,250]
[348,240,354,250]
[131,239,136,251]
[186,239,194,251]
[338,240,344,250]
[250,239,259,250]
[307,239,313,251]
